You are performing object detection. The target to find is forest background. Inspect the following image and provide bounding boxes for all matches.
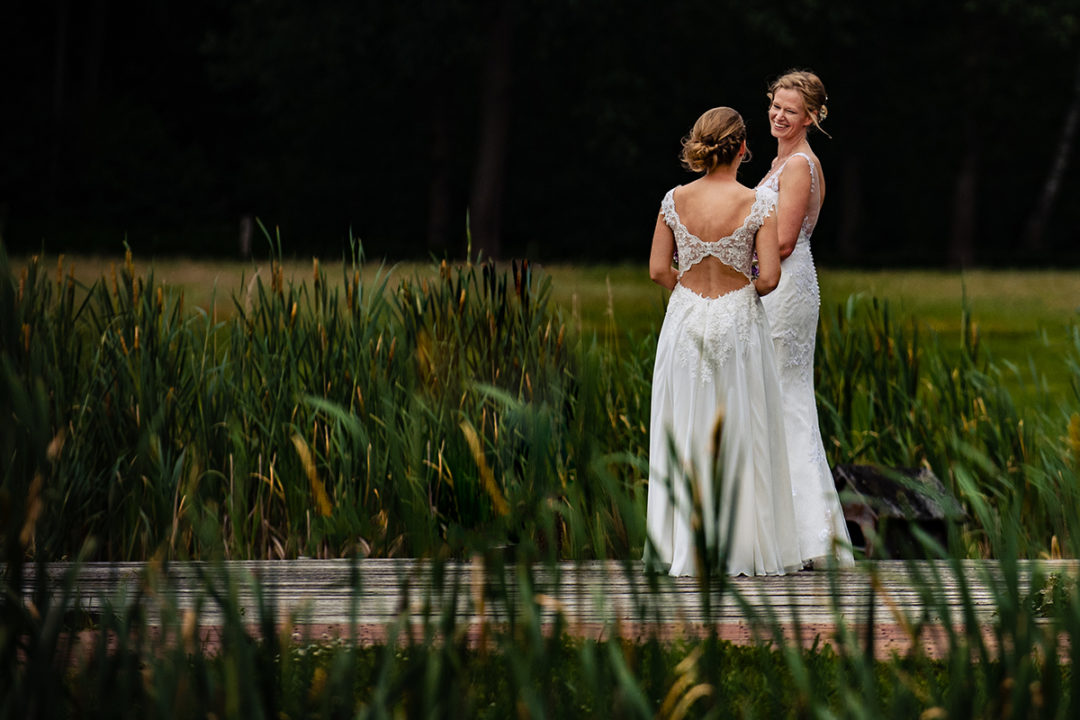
[2,0,1079,267]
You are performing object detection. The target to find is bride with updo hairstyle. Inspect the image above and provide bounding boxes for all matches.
[757,69,855,569]
[680,109,749,173]
[644,106,803,577]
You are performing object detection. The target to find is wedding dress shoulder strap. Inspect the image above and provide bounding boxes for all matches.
[789,152,818,194]
[763,152,817,194]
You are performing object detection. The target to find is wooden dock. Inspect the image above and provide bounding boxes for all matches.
[17,559,1079,659]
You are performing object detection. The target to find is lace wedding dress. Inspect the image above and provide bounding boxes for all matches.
[645,185,803,577]
[758,153,854,567]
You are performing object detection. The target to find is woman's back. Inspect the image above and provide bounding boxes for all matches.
[661,179,772,299]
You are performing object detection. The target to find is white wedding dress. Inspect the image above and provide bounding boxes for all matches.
[758,153,854,567]
[645,185,803,577]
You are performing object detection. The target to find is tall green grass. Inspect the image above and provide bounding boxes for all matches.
[1,240,650,562]
[816,296,1080,559]
[2,238,1079,562]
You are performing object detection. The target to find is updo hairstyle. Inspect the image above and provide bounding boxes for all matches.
[680,107,747,174]
[767,69,830,136]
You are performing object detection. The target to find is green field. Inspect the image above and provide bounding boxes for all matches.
[29,254,1080,337]
[24,255,1079,402]
[539,264,1080,407]
[820,269,1080,401]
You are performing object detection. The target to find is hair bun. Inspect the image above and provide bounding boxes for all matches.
[680,107,746,173]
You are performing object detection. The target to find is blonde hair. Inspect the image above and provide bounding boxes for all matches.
[679,107,747,173]
[768,69,830,137]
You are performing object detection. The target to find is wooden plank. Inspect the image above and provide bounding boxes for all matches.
[12,559,1076,630]
[12,558,1076,661]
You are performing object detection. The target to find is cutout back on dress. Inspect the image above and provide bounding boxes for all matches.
[660,186,777,294]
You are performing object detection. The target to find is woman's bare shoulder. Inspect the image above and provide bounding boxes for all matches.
[784,151,824,177]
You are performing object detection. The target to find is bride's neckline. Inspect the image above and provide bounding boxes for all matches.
[758,150,815,188]
[770,148,810,168]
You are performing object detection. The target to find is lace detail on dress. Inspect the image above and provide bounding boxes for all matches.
[763,242,819,371]
[809,441,834,542]
[666,284,762,384]
[772,328,814,370]
[660,186,777,280]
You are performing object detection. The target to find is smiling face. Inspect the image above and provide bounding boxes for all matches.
[768,87,813,141]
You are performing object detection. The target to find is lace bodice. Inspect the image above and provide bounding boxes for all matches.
[660,186,777,280]
[757,152,821,248]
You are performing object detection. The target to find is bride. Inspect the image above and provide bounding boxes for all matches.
[758,70,854,568]
[645,107,802,577]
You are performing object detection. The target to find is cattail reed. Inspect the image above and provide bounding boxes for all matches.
[3,245,1079,565]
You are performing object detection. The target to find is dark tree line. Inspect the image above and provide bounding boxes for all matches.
[1,0,1078,265]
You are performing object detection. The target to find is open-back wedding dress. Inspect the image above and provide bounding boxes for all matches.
[645,184,803,577]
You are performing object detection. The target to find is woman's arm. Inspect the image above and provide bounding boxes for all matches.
[753,212,781,296]
[649,213,677,290]
[775,155,813,259]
